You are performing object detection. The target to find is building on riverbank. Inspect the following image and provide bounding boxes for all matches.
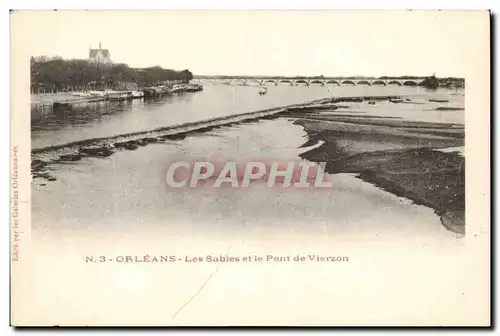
[89,42,111,66]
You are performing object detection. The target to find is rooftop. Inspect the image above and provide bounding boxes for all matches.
[89,49,110,58]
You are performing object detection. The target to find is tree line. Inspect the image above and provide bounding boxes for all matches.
[420,75,465,89]
[31,56,193,93]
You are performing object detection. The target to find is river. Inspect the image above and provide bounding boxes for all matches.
[32,84,464,241]
[31,84,463,149]
[28,84,467,324]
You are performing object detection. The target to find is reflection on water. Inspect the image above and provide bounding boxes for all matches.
[32,100,135,130]
[31,85,463,149]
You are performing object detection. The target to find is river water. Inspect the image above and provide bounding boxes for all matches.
[31,84,464,149]
[32,84,464,241]
[28,84,467,325]
[32,85,465,241]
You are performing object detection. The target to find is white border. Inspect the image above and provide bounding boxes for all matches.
[3,1,496,335]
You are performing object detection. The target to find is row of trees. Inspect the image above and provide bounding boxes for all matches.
[31,56,193,93]
[420,75,465,89]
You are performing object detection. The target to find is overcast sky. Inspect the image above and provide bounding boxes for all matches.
[12,10,488,77]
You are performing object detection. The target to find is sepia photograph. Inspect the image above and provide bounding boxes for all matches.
[10,10,490,326]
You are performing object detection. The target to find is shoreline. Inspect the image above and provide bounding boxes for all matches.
[290,106,464,235]
[32,94,412,153]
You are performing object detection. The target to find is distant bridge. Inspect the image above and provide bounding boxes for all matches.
[192,77,425,87]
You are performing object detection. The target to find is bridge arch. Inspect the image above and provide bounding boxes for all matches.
[342,80,355,86]
[372,80,386,86]
[247,79,263,86]
[310,80,325,86]
[280,80,294,86]
[198,79,214,85]
[232,79,247,86]
[387,80,402,86]
[295,79,309,86]
[402,80,418,86]
[263,80,278,86]
[357,80,371,86]
[326,80,340,86]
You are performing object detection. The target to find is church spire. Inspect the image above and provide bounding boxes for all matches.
[99,41,102,49]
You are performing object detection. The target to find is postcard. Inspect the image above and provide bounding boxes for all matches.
[10,10,490,326]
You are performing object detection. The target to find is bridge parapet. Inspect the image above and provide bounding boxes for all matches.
[193,77,424,87]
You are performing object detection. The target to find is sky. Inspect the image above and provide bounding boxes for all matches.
[11,10,488,77]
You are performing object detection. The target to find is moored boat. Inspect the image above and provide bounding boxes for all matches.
[131,90,144,99]
[90,90,107,97]
[186,84,203,92]
[429,98,450,103]
[108,91,130,101]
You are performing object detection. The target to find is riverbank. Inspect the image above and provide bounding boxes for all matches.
[31,84,203,107]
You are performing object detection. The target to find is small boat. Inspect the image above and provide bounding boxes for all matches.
[90,90,107,97]
[131,91,144,99]
[172,84,185,93]
[73,91,93,97]
[158,85,171,94]
[108,92,130,101]
[142,87,165,99]
[429,98,449,103]
[186,84,203,92]
[53,101,72,111]
[259,87,268,95]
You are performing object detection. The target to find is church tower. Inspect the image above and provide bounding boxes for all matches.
[88,41,112,66]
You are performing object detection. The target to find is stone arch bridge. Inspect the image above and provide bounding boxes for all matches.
[192,77,424,87]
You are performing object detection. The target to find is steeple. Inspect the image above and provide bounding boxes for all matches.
[99,41,102,49]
